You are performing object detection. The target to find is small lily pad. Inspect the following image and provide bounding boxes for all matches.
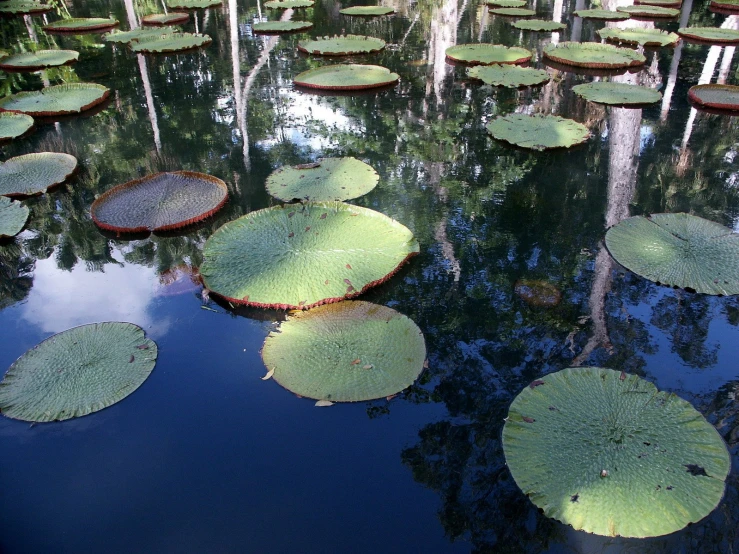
[43,18,120,32]
[261,301,426,402]
[141,12,190,25]
[445,43,532,65]
[0,113,34,143]
[339,5,394,15]
[486,0,527,6]
[573,9,630,19]
[293,64,399,90]
[512,19,566,31]
[0,196,29,238]
[264,0,314,8]
[253,20,313,33]
[605,212,739,294]
[266,157,378,202]
[598,27,679,46]
[572,82,662,105]
[104,26,179,44]
[0,83,110,117]
[489,7,536,16]
[0,50,79,71]
[166,0,221,8]
[0,0,52,15]
[297,35,385,56]
[0,322,158,422]
[688,84,739,111]
[487,114,590,150]
[91,171,228,233]
[0,153,77,197]
[543,42,646,69]
[468,64,550,87]
[617,5,680,17]
[129,32,212,53]
[678,27,739,44]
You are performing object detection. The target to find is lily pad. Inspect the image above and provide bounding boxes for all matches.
[266,158,378,202]
[91,171,228,233]
[486,0,527,7]
[605,213,739,294]
[141,12,190,25]
[129,32,212,53]
[710,0,739,10]
[512,19,566,31]
[293,64,399,90]
[678,27,739,44]
[0,322,157,422]
[297,35,385,56]
[200,201,419,310]
[253,20,313,33]
[489,7,536,16]
[166,0,221,8]
[636,0,682,7]
[0,83,110,117]
[573,82,662,105]
[514,280,562,306]
[264,0,314,8]
[543,42,646,69]
[43,18,120,32]
[0,196,29,238]
[487,114,590,151]
[0,153,77,197]
[573,9,630,20]
[339,5,395,15]
[598,27,679,46]
[0,112,34,142]
[0,50,79,71]
[502,367,731,537]
[261,301,426,402]
[617,5,680,17]
[445,43,532,65]
[104,26,179,44]
[468,64,550,87]
[688,84,739,111]
[0,1,52,15]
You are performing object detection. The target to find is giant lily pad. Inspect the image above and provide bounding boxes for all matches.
[265,0,314,8]
[104,26,179,44]
[445,43,532,65]
[0,50,79,71]
[91,171,228,233]
[573,82,662,105]
[266,157,378,202]
[141,12,190,25]
[688,84,739,111]
[543,42,645,69]
[487,114,589,150]
[253,20,313,33]
[293,64,399,90]
[468,64,550,87]
[617,5,680,17]
[43,18,120,32]
[486,0,527,6]
[636,0,682,7]
[0,322,157,422]
[503,367,731,537]
[597,27,679,46]
[166,0,221,8]
[129,32,212,53]
[489,7,536,16]
[339,6,395,15]
[710,0,739,10]
[200,202,419,309]
[261,301,426,402]
[0,1,52,15]
[605,213,739,294]
[0,83,110,117]
[512,19,566,31]
[0,153,77,197]
[297,35,385,56]
[573,9,630,20]
[678,27,739,44]
[0,196,29,238]
[0,113,34,143]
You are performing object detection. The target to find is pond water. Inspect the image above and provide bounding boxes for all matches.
[1,0,739,551]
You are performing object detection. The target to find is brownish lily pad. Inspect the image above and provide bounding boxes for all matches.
[688,84,739,112]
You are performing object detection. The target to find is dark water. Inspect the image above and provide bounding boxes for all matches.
[1,0,738,551]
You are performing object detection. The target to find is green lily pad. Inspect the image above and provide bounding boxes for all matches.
[339,5,394,15]
[710,0,739,9]
[253,20,313,33]
[266,158,378,202]
[572,82,662,105]
[512,19,566,31]
[261,301,426,402]
[489,7,536,16]
[293,64,399,90]
[617,5,680,17]
[91,171,228,233]
[0,153,77,197]
[129,32,212,53]
[104,26,179,44]
[503,367,731,537]
[166,0,221,8]
[0,50,79,71]
[445,43,532,65]
[200,202,419,310]
[0,112,34,142]
[598,27,679,46]
[43,18,120,32]
[467,64,550,87]
[688,84,739,111]
[573,9,630,19]
[0,1,52,15]
[636,0,682,7]
[543,42,646,69]
[605,213,739,294]
[141,12,190,25]
[297,35,386,56]
[0,83,110,117]
[486,0,527,7]
[678,27,739,44]
[264,0,314,8]
[0,322,157,422]
[487,114,589,150]
[0,196,29,238]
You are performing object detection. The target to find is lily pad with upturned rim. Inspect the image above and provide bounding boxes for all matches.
[688,84,739,111]
[635,0,682,7]
[445,43,532,65]
[597,27,679,46]
[0,1,52,15]
[297,35,386,56]
[502,367,731,537]
[543,42,646,69]
[487,114,590,150]
[678,27,739,44]
[605,212,739,294]
[0,322,157,422]
[0,113,34,143]
[0,50,78,71]
[0,83,110,117]
[265,157,378,202]
[261,301,426,402]
[617,5,680,17]
[265,0,314,8]
[253,20,313,33]
[710,0,739,10]
[293,64,399,90]
[467,64,550,87]
[43,18,120,32]
[573,82,662,105]
[166,0,221,8]
[512,19,566,31]
[485,0,527,6]
[0,196,29,238]
[0,153,77,197]
[339,5,394,15]
[103,26,179,44]
[90,171,228,233]
[573,9,630,19]
[129,32,212,53]
[489,7,536,16]
[200,201,420,310]
[141,12,190,25]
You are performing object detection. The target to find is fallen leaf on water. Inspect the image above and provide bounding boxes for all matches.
[261,368,275,380]
[529,380,545,389]
[136,344,149,350]
[363,364,373,369]
[522,416,536,423]
[620,370,626,381]
[129,355,135,363]
[423,359,429,369]
[386,394,397,401]
[315,400,334,407]
[351,358,361,365]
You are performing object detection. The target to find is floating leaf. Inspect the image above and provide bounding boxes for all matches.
[503,367,730,537]
[0,50,79,71]
[0,83,110,117]
[253,20,313,33]
[710,0,739,9]
[489,7,536,16]
[512,19,566,31]
[445,43,532,65]
[543,41,645,69]
[487,114,589,150]
[315,400,334,407]
[0,0,52,15]
[104,26,179,44]
[597,27,679,46]
[678,27,739,44]
[0,112,34,143]
[264,0,314,8]
[573,8,630,19]
[261,368,275,380]
[261,301,426,402]
[91,171,228,233]
[636,0,681,6]
[129,32,212,53]
[166,0,221,8]
[200,202,419,310]
[340,5,394,15]
[468,64,549,87]
[0,153,77,197]
[688,84,739,111]
[293,64,399,90]
[572,82,662,105]
[297,35,385,56]
[617,5,680,17]
[0,196,29,238]
[43,18,120,32]
[141,12,190,25]
[485,0,527,7]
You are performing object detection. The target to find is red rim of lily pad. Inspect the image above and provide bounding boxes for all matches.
[141,12,190,25]
[688,84,739,112]
[709,0,739,10]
